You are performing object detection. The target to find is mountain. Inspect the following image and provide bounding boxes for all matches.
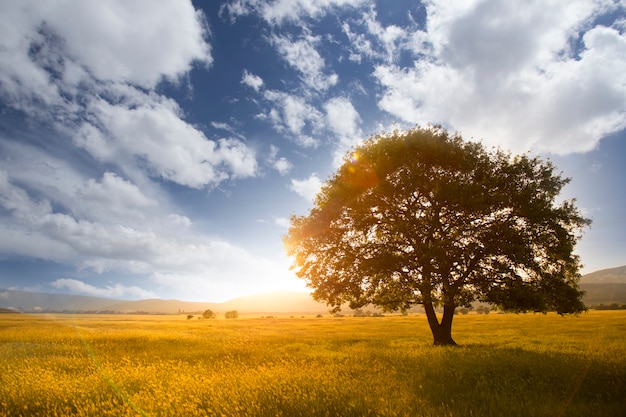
[580,265,626,306]
[0,289,329,314]
[580,284,626,306]
[103,292,330,314]
[0,289,120,312]
[3,265,625,313]
[580,265,626,284]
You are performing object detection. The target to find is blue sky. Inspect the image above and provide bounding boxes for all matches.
[0,0,624,302]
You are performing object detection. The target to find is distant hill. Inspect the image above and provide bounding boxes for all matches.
[103,299,219,314]
[103,292,330,314]
[0,289,330,314]
[580,265,626,284]
[580,284,626,306]
[580,265,626,306]
[0,289,120,312]
[2,265,624,313]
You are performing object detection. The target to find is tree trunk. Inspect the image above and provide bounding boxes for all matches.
[424,302,457,346]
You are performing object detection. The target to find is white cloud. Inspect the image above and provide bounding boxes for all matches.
[342,22,377,63]
[58,0,211,87]
[221,0,369,25]
[211,121,235,132]
[267,145,293,175]
[0,159,174,268]
[0,166,296,302]
[76,96,257,188]
[273,158,294,175]
[0,1,257,190]
[344,6,408,64]
[217,138,259,179]
[325,97,364,165]
[77,172,158,225]
[241,70,264,91]
[0,0,308,303]
[51,278,158,299]
[262,90,323,147]
[290,173,322,202]
[373,0,626,154]
[272,33,338,92]
[325,97,361,137]
[0,0,211,91]
[0,170,52,221]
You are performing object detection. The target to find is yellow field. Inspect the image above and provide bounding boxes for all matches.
[1,311,625,416]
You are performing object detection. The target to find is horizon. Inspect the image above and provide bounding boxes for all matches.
[1,1,625,302]
[1,286,313,304]
[2,264,625,305]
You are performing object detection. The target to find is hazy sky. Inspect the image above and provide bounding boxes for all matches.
[0,0,624,302]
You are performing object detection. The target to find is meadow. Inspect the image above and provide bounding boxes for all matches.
[1,311,625,417]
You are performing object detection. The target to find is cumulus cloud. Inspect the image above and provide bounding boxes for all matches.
[267,145,293,175]
[290,174,322,202]
[0,166,294,301]
[0,0,211,91]
[51,278,158,299]
[373,0,626,154]
[73,94,257,188]
[342,6,408,64]
[241,70,265,91]
[274,158,294,175]
[262,90,323,147]
[0,0,268,302]
[221,0,369,25]
[324,96,364,165]
[77,172,158,224]
[0,0,257,190]
[272,33,338,92]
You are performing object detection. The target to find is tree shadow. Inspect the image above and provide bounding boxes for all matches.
[394,344,625,417]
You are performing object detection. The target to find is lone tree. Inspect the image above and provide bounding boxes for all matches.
[284,127,590,345]
[225,310,239,319]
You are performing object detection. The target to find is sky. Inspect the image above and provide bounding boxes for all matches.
[0,0,625,302]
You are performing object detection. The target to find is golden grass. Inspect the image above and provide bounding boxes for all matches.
[1,311,625,416]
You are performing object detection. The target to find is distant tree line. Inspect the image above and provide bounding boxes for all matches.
[200,309,239,319]
[590,303,626,310]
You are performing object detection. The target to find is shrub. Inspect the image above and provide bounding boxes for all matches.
[353,309,372,317]
[476,306,491,315]
[225,310,239,319]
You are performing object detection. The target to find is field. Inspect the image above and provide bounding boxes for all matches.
[1,311,625,417]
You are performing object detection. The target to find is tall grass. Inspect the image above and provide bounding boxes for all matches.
[1,311,624,416]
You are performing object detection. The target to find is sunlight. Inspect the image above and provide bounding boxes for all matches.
[344,152,379,188]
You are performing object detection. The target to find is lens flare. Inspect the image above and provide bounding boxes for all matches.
[344,152,379,188]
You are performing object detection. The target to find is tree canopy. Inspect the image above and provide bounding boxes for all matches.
[284,126,590,345]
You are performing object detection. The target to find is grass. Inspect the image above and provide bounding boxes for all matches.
[1,311,625,416]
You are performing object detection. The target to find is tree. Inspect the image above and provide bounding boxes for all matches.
[225,310,239,319]
[284,126,590,346]
[202,309,215,319]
